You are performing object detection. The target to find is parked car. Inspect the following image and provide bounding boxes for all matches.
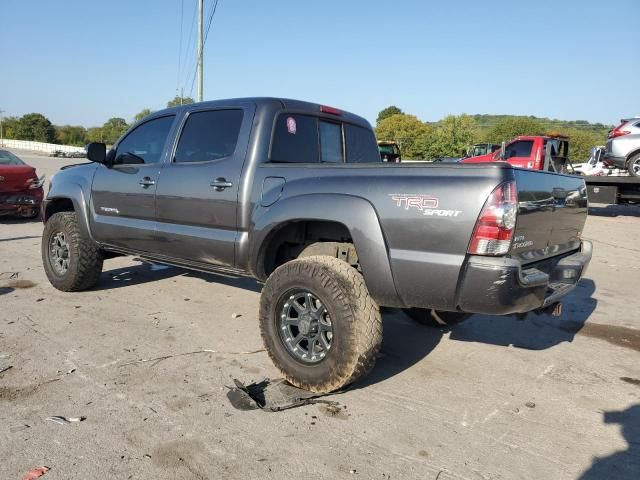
[40,97,591,393]
[603,117,640,177]
[0,149,45,218]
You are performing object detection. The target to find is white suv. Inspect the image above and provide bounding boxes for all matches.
[604,117,640,177]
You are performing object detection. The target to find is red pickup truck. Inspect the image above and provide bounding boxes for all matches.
[462,135,571,173]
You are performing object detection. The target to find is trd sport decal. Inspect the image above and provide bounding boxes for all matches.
[390,194,462,217]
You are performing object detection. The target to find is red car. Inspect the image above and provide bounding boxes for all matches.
[0,149,45,218]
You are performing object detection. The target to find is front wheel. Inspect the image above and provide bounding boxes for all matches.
[42,212,104,291]
[259,256,382,393]
[403,308,471,327]
[627,153,640,177]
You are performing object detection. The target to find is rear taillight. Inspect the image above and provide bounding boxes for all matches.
[468,181,517,256]
[608,122,631,139]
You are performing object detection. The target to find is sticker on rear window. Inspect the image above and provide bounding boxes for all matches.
[286,116,297,134]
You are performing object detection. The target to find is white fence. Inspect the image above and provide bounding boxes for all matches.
[0,138,85,154]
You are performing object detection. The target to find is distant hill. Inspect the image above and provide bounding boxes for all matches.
[469,114,612,135]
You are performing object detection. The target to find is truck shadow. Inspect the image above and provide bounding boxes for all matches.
[588,204,640,218]
[97,260,262,293]
[357,278,597,389]
[578,403,640,479]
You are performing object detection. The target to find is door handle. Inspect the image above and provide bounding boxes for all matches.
[139,177,156,188]
[210,177,233,191]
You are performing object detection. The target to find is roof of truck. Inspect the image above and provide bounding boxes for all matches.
[151,97,372,128]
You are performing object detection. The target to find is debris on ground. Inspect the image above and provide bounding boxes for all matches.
[119,348,265,367]
[10,424,31,433]
[0,365,13,375]
[525,401,536,408]
[46,416,86,425]
[22,466,49,480]
[232,313,242,319]
[227,378,343,412]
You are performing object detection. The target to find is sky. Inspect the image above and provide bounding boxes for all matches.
[1,0,638,128]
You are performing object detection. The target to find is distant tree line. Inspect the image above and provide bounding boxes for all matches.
[375,106,612,161]
[1,96,194,147]
[2,97,610,161]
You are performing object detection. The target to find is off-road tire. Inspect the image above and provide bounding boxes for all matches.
[42,212,104,292]
[403,308,471,327]
[627,153,640,178]
[259,256,382,393]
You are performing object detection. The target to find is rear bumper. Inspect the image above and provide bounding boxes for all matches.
[0,188,44,215]
[456,241,593,315]
[603,154,626,169]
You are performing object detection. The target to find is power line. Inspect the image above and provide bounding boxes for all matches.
[188,0,219,99]
[176,0,184,93]
[180,0,198,94]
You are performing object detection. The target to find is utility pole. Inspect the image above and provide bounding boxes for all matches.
[0,109,5,147]
[197,0,203,102]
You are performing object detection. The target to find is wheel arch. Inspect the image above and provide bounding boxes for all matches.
[44,183,93,241]
[249,193,403,307]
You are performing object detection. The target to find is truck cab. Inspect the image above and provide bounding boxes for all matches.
[462,135,572,174]
[378,140,401,162]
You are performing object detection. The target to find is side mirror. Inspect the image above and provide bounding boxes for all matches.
[86,142,107,164]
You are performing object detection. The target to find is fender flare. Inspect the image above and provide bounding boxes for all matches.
[45,182,94,241]
[249,193,403,307]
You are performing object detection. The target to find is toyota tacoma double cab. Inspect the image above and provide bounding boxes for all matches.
[41,98,592,393]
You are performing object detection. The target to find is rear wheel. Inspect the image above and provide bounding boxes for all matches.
[403,308,471,327]
[259,256,382,393]
[42,212,104,291]
[628,153,640,177]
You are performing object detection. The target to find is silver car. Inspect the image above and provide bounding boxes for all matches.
[604,117,640,177]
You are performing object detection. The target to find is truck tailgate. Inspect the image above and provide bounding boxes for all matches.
[511,169,588,263]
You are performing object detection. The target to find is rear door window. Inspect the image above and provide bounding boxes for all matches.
[271,114,319,163]
[174,109,244,163]
[319,121,342,163]
[345,124,381,163]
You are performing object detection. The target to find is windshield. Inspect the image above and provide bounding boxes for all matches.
[0,150,25,166]
[379,145,397,155]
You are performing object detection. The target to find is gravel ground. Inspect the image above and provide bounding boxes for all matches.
[1,151,639,480]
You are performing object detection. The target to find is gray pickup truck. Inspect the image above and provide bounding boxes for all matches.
[40,97,592,392]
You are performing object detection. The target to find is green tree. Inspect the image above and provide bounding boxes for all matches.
[86,127,104,143]
[1,116,20,139]
[101,117,129,145]
[13,113,57,143]
[167,96,194,108]
[417,114,477,159]
[134,108,153,122]
[55,125,87,146]
[375,114,432,159]
[376,106,404,125]
[483,117,544,143]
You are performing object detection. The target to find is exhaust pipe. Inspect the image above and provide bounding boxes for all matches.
[535,302,563,317]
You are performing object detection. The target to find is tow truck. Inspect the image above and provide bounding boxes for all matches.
[463,135,640,204]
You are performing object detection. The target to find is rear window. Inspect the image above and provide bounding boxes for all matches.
[506,140,533,158]
[271,114,319,163]
[175,109,243,163]
[345,124,381,163]
[270,114,379,164]
[0,150,25,166]
[319,121,342,163]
